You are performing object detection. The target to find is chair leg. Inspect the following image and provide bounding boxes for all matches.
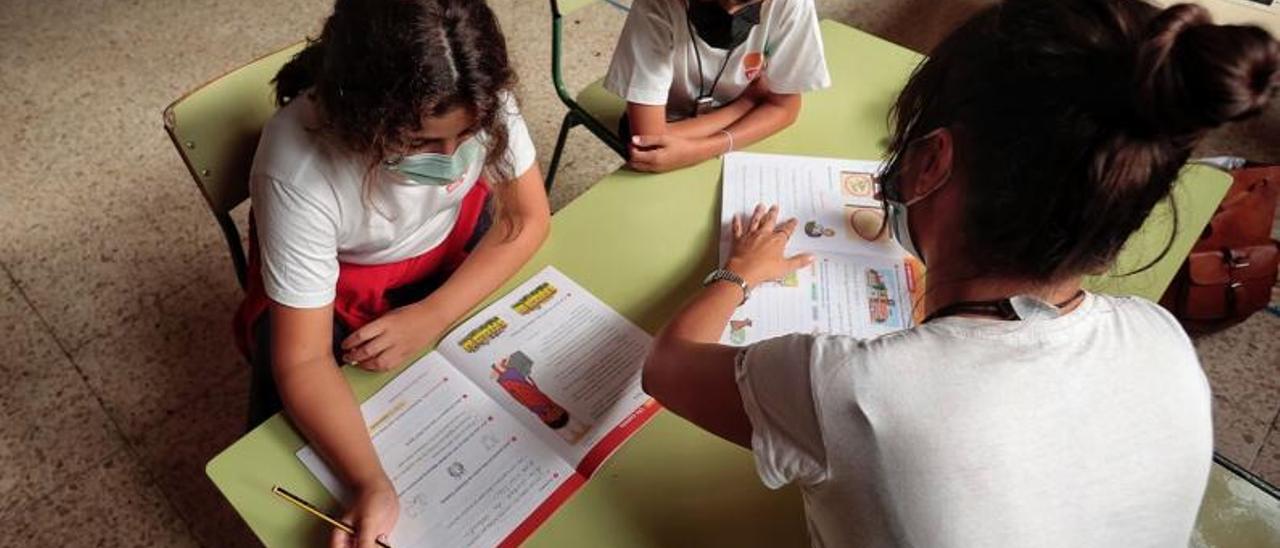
[546,110,580,194]
[216,212,249,291]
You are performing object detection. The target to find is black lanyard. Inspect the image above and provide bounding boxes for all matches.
[923,290,1086,324]
[685,6,741,115]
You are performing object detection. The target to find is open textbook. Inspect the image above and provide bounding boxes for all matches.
[297,267,658,547]
[719,152,924,346]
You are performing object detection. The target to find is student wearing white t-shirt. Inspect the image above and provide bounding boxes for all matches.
[230,1,549,545]
[643,0,1280,545]
[605,0,830,172]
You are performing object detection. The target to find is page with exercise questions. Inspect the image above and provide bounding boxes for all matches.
[296,351,576,548]
[438,266,658,474]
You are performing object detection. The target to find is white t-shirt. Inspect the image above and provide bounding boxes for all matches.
[249,92,537,309]
[605,0,830,119]
[736,293,1212,547]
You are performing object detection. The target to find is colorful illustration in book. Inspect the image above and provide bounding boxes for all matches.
[759,270,800,289]
[846,206,888,242]
[491,351,588,443]
[804,220,836,238]
[512,282,558,315]
[460,316,508,353]
[729,318,754,344]
[865,268,901,326]
[840,171,875,200]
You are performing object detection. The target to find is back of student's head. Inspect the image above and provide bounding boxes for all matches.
[273,0,516,177]
[883,0,1279,281]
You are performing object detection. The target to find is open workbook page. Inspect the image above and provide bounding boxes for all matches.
[719,152,923,345]
[297,267,657,547]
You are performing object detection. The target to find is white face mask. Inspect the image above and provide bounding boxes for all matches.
[880,130,951,264]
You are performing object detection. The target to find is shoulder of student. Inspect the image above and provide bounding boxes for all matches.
[485,90,537,181]
[766,0,816,20]
[251,97,344,194]
[1090,293,1196,348]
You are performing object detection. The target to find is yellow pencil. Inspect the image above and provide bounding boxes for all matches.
[271,485,393,548]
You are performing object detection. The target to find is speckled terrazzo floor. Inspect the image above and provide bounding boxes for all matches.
[0,1,1276,546]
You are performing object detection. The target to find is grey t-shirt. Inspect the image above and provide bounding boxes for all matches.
[736,293,1212,547]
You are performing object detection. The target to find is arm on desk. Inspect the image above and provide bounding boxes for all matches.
[626,94,759,141]
[270,303,399,548]
[628,82,802,173]
[644,205,812,448]
[339,165,551,371]
[407,163,551,330]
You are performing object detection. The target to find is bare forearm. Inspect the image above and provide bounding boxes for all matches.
[721,95,800,150]
[408,213,549,328]
[276,360,388,489]
[658,281,743,344]
[665,95,758,138]
[661,96,801,167]
[645,206,804,450]
[644,281,752,448]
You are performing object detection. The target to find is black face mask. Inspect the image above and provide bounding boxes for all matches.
[687,1,762,50]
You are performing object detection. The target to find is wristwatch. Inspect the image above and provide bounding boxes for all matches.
[703,268,751,305]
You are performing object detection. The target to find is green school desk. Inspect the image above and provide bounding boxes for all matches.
[207,21,1245,547]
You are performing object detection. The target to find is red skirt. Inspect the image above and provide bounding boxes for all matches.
[233,182,491,358]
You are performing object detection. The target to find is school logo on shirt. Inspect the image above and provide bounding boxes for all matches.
[743,52,765,81]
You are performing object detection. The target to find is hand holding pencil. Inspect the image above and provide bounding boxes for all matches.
[272,485,397,548]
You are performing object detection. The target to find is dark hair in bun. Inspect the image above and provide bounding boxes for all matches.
[1136,3,1280,135]
[881,0,1279,281]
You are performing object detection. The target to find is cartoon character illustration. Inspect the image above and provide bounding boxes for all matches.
[840,172,875,199]
[492,352,570,429]
[865,269,897,324]
[804,220,836,238]
[729,318,754,344]
[491,351,589,443]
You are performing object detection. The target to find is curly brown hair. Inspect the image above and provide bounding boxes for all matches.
[274,0,518,183]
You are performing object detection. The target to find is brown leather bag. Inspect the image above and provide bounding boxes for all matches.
[1160,164,1279,333]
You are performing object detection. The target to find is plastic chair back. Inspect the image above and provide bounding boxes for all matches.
[162,41,306,287]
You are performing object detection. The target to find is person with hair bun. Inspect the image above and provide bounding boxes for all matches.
[643,0,1279,545]
[231,1,550,545]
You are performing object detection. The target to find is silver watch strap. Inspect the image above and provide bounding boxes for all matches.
[703,268,750,305]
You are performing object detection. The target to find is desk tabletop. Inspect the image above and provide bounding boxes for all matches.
[207,20,1231,547]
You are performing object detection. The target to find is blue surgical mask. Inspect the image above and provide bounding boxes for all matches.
[384,139,482,186]
[884,198,924,263]
[881,131,950,264]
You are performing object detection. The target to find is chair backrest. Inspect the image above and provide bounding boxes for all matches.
[163,41,306,216]
[553,0,599,17]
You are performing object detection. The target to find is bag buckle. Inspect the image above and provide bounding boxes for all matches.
[1223,248,1251,269]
